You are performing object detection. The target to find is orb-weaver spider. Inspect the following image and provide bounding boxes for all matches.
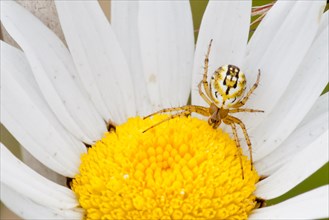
[143,39,263,178]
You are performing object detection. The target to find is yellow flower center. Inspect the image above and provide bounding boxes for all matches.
[72,116,259,220]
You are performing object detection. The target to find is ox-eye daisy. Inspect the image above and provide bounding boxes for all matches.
[1,1,328,219]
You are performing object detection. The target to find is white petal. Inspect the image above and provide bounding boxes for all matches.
[192,0,252,106]
[256,94,328,175]
[1,184,83,220]
[301,92,329,127]
[317,11,329,41]
[255,132,328,199]
[250,9,328,160]
[55,1,136,123]
[1,1,107,144]
[243,1,296,73]
[241,1,326,129]
[111,1,151,115]
[0,144,79,209]
[250,185,329,219]
[0,41,85,177]
[138,1,195,110]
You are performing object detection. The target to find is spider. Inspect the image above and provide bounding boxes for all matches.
[143,39,263,178]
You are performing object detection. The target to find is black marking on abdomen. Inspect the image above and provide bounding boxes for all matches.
[226,87,230,95]
[233,79,238,88]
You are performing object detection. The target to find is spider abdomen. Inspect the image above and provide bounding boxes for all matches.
[210,64,247,108]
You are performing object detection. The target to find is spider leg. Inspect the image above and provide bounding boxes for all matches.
[143,105,210,133]
[226,115,253,170]
[143,111,190,133]
[224,118,244,179]
[144,106,185,119]
[202,39,214,100]
[143,105,210,119]
[198,81,212,105]
[229,108,264,113]
[233,70,261,108]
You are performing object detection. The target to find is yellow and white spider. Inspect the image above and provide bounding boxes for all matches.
[144,40,263,178]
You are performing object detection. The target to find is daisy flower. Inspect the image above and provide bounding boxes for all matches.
[1,1,328,219]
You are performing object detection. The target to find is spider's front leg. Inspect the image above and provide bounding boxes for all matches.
[143,111,190,133]
[143,105,209,119]
[229,108,264,114]
[144,106,188,119]
[143,105,210,133]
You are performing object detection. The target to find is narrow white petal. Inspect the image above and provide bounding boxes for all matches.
[1,184,83,220]
[138,1,194,110]
[250,10,328,160]
[250,185,329,219]
[256,94,328,175]
[1,1,107,144]
[174,3,195,107]
[317,11,328,41]
[243,1,296,74]
[55,1,136,123]
[255,132,328,199]
[111,1,151,115]
[0,144,79,209]
[0,41,85,177]
[241,1,326,129]
[301,93,328,127]
[192,0,251,106]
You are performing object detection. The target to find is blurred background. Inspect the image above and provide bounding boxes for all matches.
[1,0,328,219]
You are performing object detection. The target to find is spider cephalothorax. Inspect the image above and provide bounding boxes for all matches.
[143,40,263,178]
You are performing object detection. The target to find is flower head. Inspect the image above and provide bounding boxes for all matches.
[0,1,328,219]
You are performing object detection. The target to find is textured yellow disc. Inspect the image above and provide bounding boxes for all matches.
[72,116,259,220]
